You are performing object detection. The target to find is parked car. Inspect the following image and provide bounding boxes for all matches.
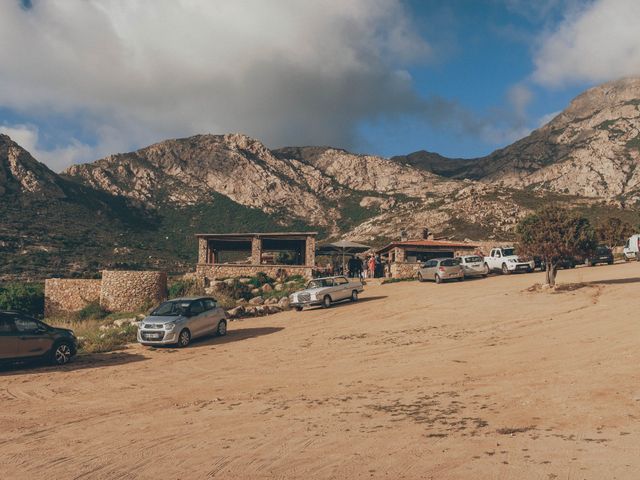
[484,247,534,274]
[137,297,227,348]
[623,234,640,261]
[0,311,77,365]
[417,258,464,283]
[289,276,364,310]
[579,245,614,267]
[455,255,487,278]
[537,256,577,270]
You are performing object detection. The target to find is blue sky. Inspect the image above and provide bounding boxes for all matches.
[1,0,638,170]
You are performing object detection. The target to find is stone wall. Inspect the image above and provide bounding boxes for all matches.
[100,270,168,313]
[44,279,102,316]
[389,262,421,279]
[196,264,313,284]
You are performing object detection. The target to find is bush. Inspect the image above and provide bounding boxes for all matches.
[247,272,274,288]
[75,301,109,321]
[0,282,45,317]
[168,278,204,299]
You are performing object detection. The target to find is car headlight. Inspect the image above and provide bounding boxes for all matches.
[164,322,176,331]
[509,258,517,263]
[289,294,295,302]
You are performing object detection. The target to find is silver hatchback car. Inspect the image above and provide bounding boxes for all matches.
[138,297,227,348]
[417,258,464,283]
[456,255,487,278]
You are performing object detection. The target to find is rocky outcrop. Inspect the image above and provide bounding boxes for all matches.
[396,77,640,201]
[0,134,66,198]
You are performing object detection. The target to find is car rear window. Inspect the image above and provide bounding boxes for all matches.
[441,259,460,266]
[465,256,482,263]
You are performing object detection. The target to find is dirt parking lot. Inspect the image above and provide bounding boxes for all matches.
[1,263,639,479]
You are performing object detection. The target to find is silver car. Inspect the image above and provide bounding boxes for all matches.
[289,276,365,310]
[137,297,227,347]
[456,255,487,278]
[417,258,464,283]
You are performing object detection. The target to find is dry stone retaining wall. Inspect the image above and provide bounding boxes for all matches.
[44,279,102,316]
[100,270,168,312]
[196,264,313,284]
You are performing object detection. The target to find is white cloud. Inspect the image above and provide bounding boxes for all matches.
[0,0,436,170]
[533,0,640,86]
[0,123,127,172]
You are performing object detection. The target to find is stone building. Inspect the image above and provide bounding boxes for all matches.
[377,239,478,279]
[195,232,317,284]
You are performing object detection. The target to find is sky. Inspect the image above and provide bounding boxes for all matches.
[1,0,640,172]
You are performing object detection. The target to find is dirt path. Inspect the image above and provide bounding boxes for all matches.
[1,263,639,479]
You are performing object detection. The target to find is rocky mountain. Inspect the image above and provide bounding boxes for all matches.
[394,77,640,202]
[3,78,640,280]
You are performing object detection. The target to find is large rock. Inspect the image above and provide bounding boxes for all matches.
[249,296,264,305]
[261,283,273,293]
[227,306,245,319]
[277,297,290,309]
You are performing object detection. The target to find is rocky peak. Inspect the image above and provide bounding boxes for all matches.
[0,134,65,198]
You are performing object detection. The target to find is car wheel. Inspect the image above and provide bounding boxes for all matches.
[295,306,303,312]
[351,290,359,302]
[50,341,73,365]
[608,260,614,265]
[216,320,227,337]
[322,295,332,308]
[457,276,463,282]
[177,329,191,348]
[502,263,510,275]
[435,274,442,284]
[418,272,424,282]
[483,263,490,275]
[585,259,592,267]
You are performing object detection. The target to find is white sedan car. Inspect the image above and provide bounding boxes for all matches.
[289,276,364,310]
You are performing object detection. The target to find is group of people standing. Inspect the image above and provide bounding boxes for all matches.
[347,255,385,279]
[316,254,387,279]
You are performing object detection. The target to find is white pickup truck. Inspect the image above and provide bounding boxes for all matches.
[623,234,640,261]
[484,247,534,275]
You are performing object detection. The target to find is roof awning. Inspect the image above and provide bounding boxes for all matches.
[316,240,371,256]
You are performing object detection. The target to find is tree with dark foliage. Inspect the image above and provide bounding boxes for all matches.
[595,217,633,249]
[517,206,597,286]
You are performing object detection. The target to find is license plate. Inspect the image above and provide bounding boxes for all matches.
[146,333,162,339]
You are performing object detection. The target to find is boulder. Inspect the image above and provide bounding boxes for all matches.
[238,278,252,284]
[113,317,137,328]
[227,306,245,319]
[274,283,284,291]
[250,288,261,296]
[277,297,290,309]
[224,278,236,286]
[265,297,279,305]
[249,296,264,305]
[235,298,247,305]
[261,283,273,293]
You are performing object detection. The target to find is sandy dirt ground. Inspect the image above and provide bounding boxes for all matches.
[1,262,639,479]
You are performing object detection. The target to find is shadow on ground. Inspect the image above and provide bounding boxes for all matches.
[303,295,388,311]
[150,326,285,351]
[586,277,640,285]
[0,350,147,376]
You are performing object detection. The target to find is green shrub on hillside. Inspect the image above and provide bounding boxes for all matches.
[0,282,45,317]
[75,301,109,321]
[168,279,204,299]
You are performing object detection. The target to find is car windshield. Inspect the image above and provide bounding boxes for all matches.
[150,301,190,316]
[465,256,482,263]
[502,248,516,256]
[596,246,609,254]
[307,279,333,289]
